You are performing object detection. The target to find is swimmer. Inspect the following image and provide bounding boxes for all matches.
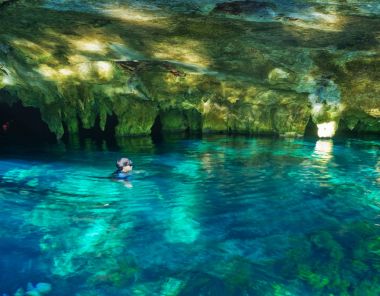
[113,157,133,180]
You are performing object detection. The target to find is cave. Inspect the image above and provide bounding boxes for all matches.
[334,119,356,138]
[303,116,318,138]
[0,101,56,144]
[62,113,119,148]
[150,115,164,143]
[77,114,118,141]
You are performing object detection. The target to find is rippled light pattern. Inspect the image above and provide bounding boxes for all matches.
[1,136,380,295]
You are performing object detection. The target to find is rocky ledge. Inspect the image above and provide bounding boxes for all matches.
[0,0,379,139]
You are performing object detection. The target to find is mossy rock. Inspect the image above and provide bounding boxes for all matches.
[160,109,188,132]
[1,1,380,139]
[113,97,158,136]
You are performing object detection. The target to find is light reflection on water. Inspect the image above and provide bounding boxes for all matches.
[1,135,380,295]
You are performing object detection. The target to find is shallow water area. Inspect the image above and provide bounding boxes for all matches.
[1,135,380,295]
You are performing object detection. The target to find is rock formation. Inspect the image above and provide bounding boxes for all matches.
[0,0,379,139]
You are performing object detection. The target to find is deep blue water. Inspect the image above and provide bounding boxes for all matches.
[1,135,380,295]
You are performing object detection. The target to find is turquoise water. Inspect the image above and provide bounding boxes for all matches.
[1,136,380,295]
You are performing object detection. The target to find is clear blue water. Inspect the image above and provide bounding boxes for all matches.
[1,136,380,296]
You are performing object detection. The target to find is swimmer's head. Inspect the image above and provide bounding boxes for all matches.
[116,158,133,170]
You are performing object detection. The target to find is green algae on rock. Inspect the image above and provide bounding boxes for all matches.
[277,221,380,296]
[0,0,379,139]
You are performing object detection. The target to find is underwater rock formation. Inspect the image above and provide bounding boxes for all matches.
[2,282,52,296]
[0,0,379,138]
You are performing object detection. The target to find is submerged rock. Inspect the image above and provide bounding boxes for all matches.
[25,291,39,296]
[13,288,24,296]
[34,283,52,295]
[20,282,52,296]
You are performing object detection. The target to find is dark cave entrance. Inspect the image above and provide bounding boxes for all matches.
[304,116,318,138]
[78,114,118,141]
[0,101,56,144]
[335,119,354,137]
[150,115,164,143]
[62,113,119,148]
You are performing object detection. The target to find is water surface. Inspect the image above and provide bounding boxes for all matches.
[1,136,380,295]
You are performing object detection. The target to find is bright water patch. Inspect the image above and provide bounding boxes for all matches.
[1,136,380,295]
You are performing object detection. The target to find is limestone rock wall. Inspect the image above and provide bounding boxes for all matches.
[0,0,379,138]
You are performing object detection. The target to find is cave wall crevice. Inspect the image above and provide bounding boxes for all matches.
[0,0,379,139]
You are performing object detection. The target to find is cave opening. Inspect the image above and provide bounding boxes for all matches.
[151,115,164,143]
[0,101,56,144]
[335,119,356,137]
[63,113,119,148]
[78,114,118,141]
[337,120,380,139]
[304,116,318,138]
